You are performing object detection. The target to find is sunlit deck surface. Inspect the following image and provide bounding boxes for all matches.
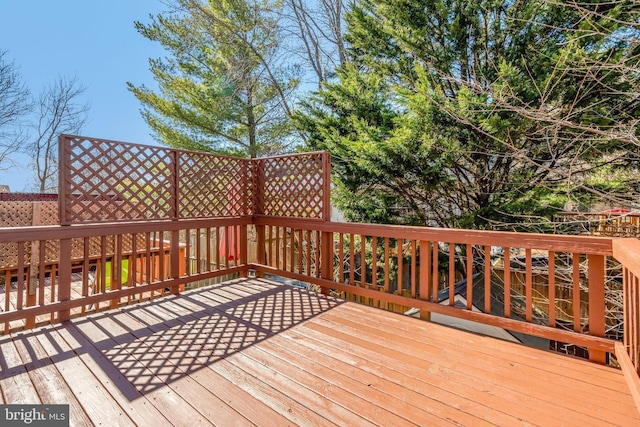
[1,278,638,426]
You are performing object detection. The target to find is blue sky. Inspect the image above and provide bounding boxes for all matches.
[0,1,167,191]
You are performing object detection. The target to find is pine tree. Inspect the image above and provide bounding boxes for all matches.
[296,0,640,230]
[129,0,301,158]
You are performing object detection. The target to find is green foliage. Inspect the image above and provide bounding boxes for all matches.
[129,0,301,158]
[295,0,640,231]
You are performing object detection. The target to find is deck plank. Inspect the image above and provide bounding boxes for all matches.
[0,278,638,426]
[52,324,172,426]
[333,305,638,407]
[11,331,94,426]
[77,312,253,427]
[103,307,280,426]
[314,310,640,426]
[71,316,217,427]
[249,335,488,426]
[0,338,41,404]
[32,327,136,427]
[342,302,628,383]
[126,292,351,426]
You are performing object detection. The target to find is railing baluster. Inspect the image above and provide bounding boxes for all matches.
[432,242,439,302]
[40,240,47,308]
[81,237,89,313]
[290,227,295,273]
[100,236,108,308]
[349,234,355,285]
[50,264,57,323]
[410,240,417,298]
[484,245,491,313]
[548,250,555,327]
[449,242,455,306]
[338,233,344,282]
[315,230,321,278]
[206,228,211,272]
[572,253,581,332]
[281,227,287,272]
[466,244,473,311]
[17,242,24,311]
[216,226,221,270]
[265,225,271,267]
[320,230,333,294]
[305,230,313,276]
[384,237,390,293]
[504,247,511,318]
[186,228,192,276]
[111,234,123,308]
[419,241,429,303]
[372,237,378,288]
[298,229,303,274]
[361,235,366,288]
[196,228,202,275]
[4,269,10,332]
[526,248,533,323]
[275,226,280,270]
[397,238,403,296]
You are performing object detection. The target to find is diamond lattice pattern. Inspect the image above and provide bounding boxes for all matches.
[178,152,249,218]
[59,136,329,224]
[256,153,326,219]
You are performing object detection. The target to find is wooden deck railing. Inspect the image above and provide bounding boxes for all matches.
[612,238,640,375]
[3,213,640,375]
[252,217,616,364]
[0,217,250,332]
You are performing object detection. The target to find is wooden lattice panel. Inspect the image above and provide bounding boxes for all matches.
[60,136,175,223]
[0,202,36,268]
[178,151,249,218]
[253,152,330,219]
[0,202,34,227]
[36,202,59,226]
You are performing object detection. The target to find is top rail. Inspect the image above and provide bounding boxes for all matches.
[253,216,614,255]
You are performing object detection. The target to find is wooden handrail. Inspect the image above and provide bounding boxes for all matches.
[0,216,251,243]
[613,238,640,279]
[613,238,640,375]
[253,216,614,255]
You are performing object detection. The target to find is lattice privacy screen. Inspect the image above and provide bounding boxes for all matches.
[253,152,331,219]
[58,135,330,224]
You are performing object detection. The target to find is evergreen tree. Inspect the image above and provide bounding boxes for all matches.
[296,0,640,230]
[129,0,301,158]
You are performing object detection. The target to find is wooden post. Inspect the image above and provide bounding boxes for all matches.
[320,231,333,295]
[419,241,431,321]
[588,254,606,364]
[322,152,332,221]
[58,135,70,225]
[170,150,180,220]
[58,238,72,322]
[25,202,40,328]
[253,159,266,277]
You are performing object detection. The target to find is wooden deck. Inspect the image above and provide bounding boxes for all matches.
[0,278,638,426]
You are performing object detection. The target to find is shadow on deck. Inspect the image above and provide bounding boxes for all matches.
[1,278,638,426]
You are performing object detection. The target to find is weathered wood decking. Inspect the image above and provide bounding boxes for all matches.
[0,278,638,426]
